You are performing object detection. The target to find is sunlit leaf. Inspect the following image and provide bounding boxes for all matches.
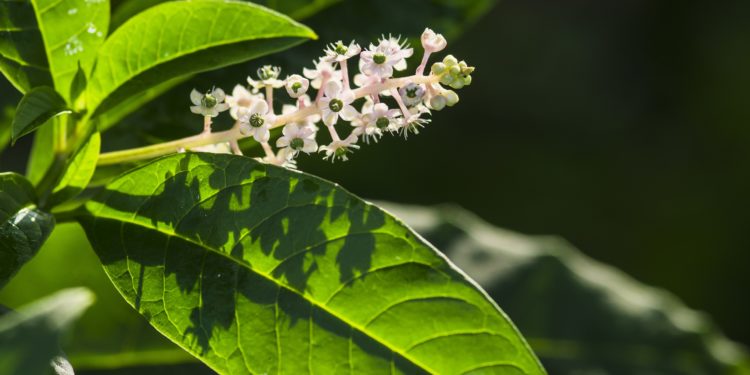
[11,86,70,144]
[87,0,316,120]
[0,172,54,289]
[77,153,545,375]
[29,0,109,102]
[0,0,52,93]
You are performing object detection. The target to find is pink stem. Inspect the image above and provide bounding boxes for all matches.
[415,51,432,76]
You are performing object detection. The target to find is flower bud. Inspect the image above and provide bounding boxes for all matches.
[443,90,459,106]
[443,55,458,66]
[431,62,446,75]
[421,28,447,53]
[429,95,447,110]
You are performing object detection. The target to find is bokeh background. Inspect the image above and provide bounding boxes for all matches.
[2,0,749,359]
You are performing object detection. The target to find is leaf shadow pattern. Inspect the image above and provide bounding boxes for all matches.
[78,153,435,374]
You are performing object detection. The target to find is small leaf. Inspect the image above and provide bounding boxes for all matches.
[0,288,94,375]
[29,0,109,102]
[25,120,55,185]
[68,62,87,110]
[48,132,100,207]
[0,0,53,93]
[77,153,545,375]
[87,1,317,118]
[11,86,70,144]
[0,172,54,289]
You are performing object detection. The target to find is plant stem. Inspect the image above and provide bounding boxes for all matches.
[97,74,439,166]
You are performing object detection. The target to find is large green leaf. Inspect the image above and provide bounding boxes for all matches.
[11,86,71,144]
[76,153,545,375]
[0,288,94,375]
[87,0,316,119]
[381,202,750,375]
[0,172,54,289]
[30,0,109,102]
[0,0,52,93]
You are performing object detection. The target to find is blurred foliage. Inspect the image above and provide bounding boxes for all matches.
[0,224,195,370]
[381,202,750,375]
[0,288,93,375]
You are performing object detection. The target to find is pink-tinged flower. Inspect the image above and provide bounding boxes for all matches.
[317,80,358,126]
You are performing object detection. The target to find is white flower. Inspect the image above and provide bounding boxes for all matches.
[190,88,229,117]
[258,148,297,169]
[285,74,309,98]
[317,80,358,126]
[352,100,401,142]
[225,84,264,120]
[303,59,342,89]
[319,134,359,162]
[191,142,232,154]
[399,83,426,107]
[399,107,431,139]
[323,40,361,63]
[238,100,275,142]
[276,123,317,155]
[247,65,284,92]
[359,36,414,78]
[421,28,447,53]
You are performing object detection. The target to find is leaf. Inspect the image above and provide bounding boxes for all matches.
[77,153,545,375]
[25,118,55,185]
[0,288,94,375]
[48,132,100,207]
[0,0,53,93]
[11,86,71,144]
[0,172,54,290]
[379,202,750,375]
[110,0,341,31]
[0,106,12,154]
[0,223,199,370]
[29,0,109,102]
[87,0,317,119]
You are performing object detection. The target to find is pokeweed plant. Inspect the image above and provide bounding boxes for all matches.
[0,0,546,374]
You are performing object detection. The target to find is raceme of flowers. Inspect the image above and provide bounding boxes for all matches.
[188,28,474,168]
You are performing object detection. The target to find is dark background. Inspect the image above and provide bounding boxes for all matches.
[2,0,749,349]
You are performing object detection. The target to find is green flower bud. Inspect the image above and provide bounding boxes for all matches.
[449,65,461,76]
[449,79,465,89]
[443,55,458,66]
[443,90,459,106]
[463,75,472,86]
[431,62,447,75]
[440,74,455,85]
[429,95,447,111]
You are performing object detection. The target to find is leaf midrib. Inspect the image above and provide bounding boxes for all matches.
[81,211,438,374]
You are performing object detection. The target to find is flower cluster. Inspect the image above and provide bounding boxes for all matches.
[188,27,473,167]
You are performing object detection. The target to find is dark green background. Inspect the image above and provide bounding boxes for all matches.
[2,0,749,351]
